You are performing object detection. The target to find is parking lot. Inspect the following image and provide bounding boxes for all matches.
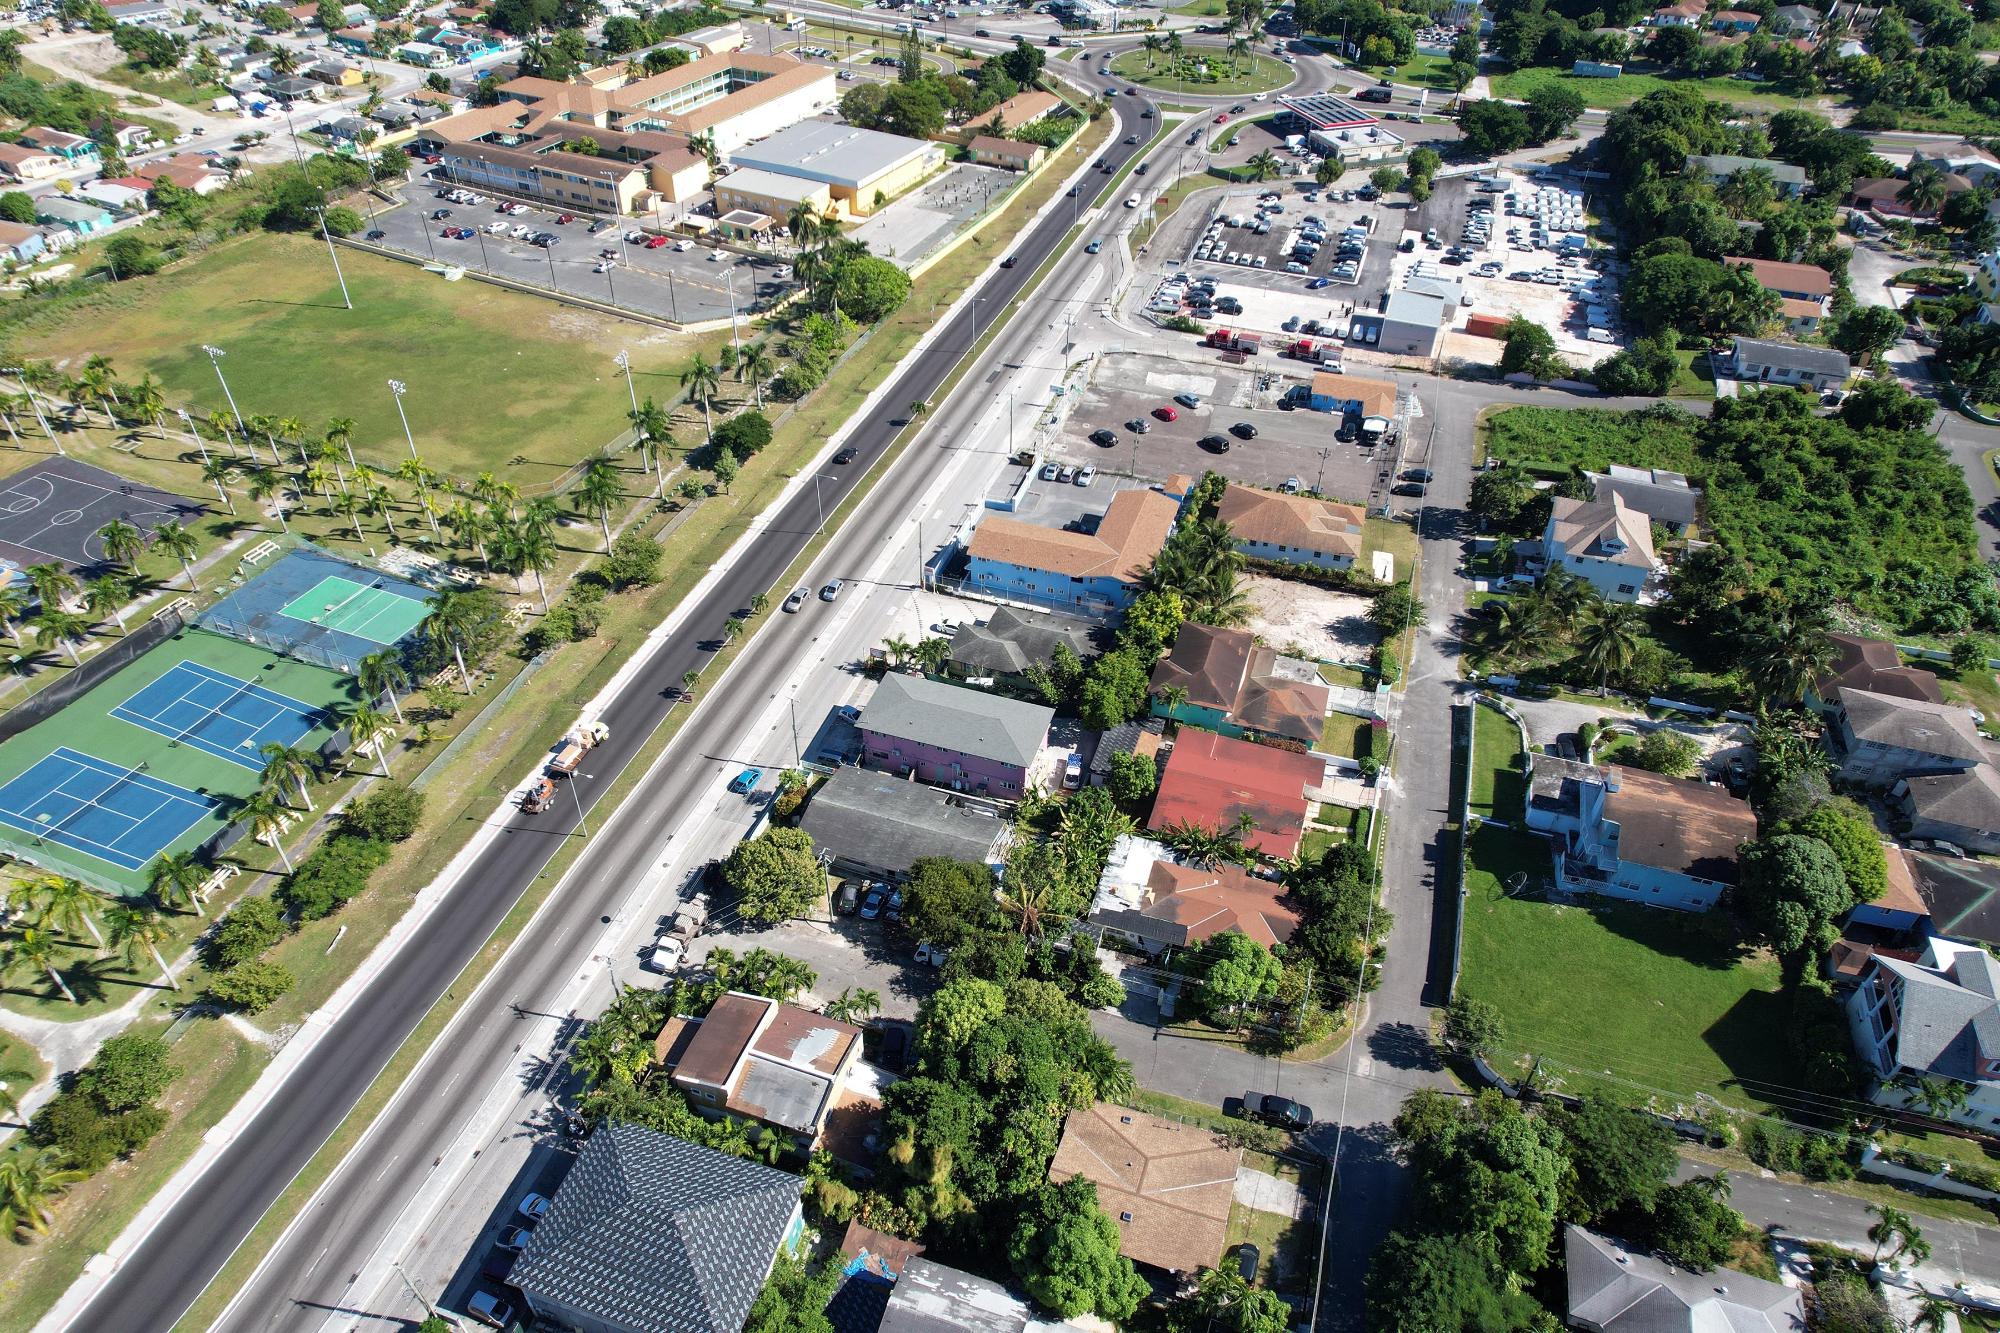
[851,161,1014,266]
[1048,351,1385,501]
[363,181,795,325]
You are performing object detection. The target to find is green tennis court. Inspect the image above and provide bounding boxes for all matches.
[277,576,430,647]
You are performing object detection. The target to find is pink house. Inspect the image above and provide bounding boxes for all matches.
[858,673,1054,798]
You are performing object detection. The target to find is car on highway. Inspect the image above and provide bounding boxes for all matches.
[1124,134,1139,144]
[1001,255,1017,268]
[1153,405,1178,421]
[1231,421,1258,439]
[1085,239,1102,253]
[728,767,762,794]
[518,1192,551,1221]
[1199,433,1230,452]
[1089,428,1117,447]
[1125,417,1150,434]
[1123,194,1139,208]
[782,586,808,612]
[1242,1091,1314,1130]
[833,446,857,464]
[820,579,844,602]
[468,1292,514,1329]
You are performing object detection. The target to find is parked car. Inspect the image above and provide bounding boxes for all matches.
[1198,433,1230,452]
[1242,1092,1314,1129]
[1125,418,1150,434]
[1231,421,1258,439]
[1173,392,1201,409]
[836,881,861,915]
[868,1018,911,1072]
[1075,465,1095,486]
[517,1192,551,1221]
[1153,405,1178,421]
[1090,428,1117,447]
[468,1292,514,1329]
[860,886,886,920]
[495,1225,533,1252]
[641,934,685,973]
[1403,467,1433,483]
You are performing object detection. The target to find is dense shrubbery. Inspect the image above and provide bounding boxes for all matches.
[27,1035,179,1173]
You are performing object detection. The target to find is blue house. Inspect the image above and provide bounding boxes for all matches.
[0,222,47,264]
[964,488,1180,617]
[34,197,113,236]
[1525,756,1757,911]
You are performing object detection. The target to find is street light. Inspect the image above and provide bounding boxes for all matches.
[313,207,353,310]
[569,771,592,838]
[812,471,839,534]
[201,344,246,439]
[724,264,742,348]
[387,378,419,461]
[614,349,640,423]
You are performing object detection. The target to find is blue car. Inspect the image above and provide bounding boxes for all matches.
[1308,277,1333,290]
[728,767,762,794]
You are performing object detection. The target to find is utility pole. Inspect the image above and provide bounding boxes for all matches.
[1314,446,1331,496]
[202,343,246,437]
[388,378,419,460]
[392,1261,452,1328]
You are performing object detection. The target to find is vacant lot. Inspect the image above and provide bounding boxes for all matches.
[1242,574,1375,662]
[1457,825,1788,1112]
[1490,65,1825,112]
[1468,699,1524,821]
[6,233,714,484]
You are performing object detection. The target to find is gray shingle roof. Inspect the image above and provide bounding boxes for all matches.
[799,768,1007,877]
[1840,687,1988,764]
[1731,336,1850,379]
[1903,763,2000,835]
[1565,1225,1805,1332]
[1590,467,1701,529]
[1689,153,1809,185]
[947,605,1109,676]
[1877,943,2000,1083]
[509,1122,800,1333]
[859,674,1054,771]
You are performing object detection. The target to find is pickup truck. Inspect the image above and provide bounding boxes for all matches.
[547,721,610,777]
[521,776,557,813]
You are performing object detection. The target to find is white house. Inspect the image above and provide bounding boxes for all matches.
[1723,337,1851,391]
[1538,492,1659,603]
[1847,937,2000,1129]
[1526,756,1757,911]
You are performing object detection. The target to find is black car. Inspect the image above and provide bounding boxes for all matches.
[833,446,857,464]
[1403,467,1434,482]
[1089,428,1118,447]
[1336,419,1359,442]
[1135,163,1149,175]
[1391,481,1427,497]
[1001,255,1016,268]
[1231,421,1258,439]
[1125,418,1150,434]
[1141,107,1154,118]
[868,1019,912,1073]
[365,229,386,240]
[1243,1091,1314,1130]
[1186,130,1200,144]
[1198,434,1231,453]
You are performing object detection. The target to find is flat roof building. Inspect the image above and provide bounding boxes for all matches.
[728,120,944,216]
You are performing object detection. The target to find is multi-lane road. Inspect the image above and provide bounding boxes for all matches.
[63,72,1157,1333]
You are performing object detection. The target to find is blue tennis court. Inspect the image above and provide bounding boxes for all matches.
[0,747,216,871]
[110,660,326,772]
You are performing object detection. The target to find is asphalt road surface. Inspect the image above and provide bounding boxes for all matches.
[68,89,1154,1333]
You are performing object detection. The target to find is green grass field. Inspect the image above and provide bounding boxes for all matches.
[1110,49,1295,96]
[1489,65,1820,112]
[98,63,233,111]
[0,626,362,893]
[5,233,710,485]
[1468,700,1524,822]
[1458,825,1789,1111]
[1382,51,1465,92]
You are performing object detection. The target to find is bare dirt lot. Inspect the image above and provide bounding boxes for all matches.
[1242,573,1376,662]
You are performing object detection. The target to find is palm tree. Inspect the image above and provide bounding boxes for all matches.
[28,875,104,950]
[1741,617,1836,704]
[153,519,199,590]
[442,500,493,569]
[348,699,397,777]
[397,457,442,539]
[0,1147,87,1235]
[0,582,24,647]
[680,354,721,443]
[736,343,774,411]
[824,987,881,1024]
[207,408,240,457]
[23,561,77,610]
[335,489,369,543]
[325,416,359,470]
[247,465,291,533]
[1245,149,1281,182]
[4,926,78,1004]
[358,649,410,724]
[422,589,479,694]
[241,789,295,872]
[149,850,208,917]
[576,457,622,553]
[1898,162,1949,217]
[1473,594,1554,664]
[275,415,308,467]
[83,573,129,635]
[1912,1295,1959,1332]
[506,520,557,613]
[1157,818,1244,868]
[28,607,88,665]
[96,518,142,568]
[1576,602,1644,691]
[259,741,320,810]
[629,397,673,495]
[200,455,237,514]
[998,875,1054,940]
[1140,32,1159,67]
[104,898,178,990]
[1868,1203,1930,1269]
[473,471,519,519]
[367,477,402,544]
[80,354,118,420]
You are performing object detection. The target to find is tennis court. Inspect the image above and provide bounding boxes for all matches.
[0,747,217,872]
[277,575,430,647]
[110,660,328,772]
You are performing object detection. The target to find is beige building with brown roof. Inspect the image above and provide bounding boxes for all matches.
[656,992,862,1143]
[965,488,1180,616]
[1217,482,1364,571]
[980,89,1061,133]
[1149,622,1331,746]
[1049,1102,1239,1275]
[968,135,1046,171]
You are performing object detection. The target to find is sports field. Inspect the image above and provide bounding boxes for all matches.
[0,629,363,893]
[2,232,709,481]
[278,576,430,646]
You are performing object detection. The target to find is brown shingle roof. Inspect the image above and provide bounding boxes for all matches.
[1604,766,1756,883]
[1217,483,1364,560]
[1309,370,1397,417]
[1139,859,1302,948]
[1818,633,1943,705]
[672,992,772,1088]
[1049,1103,1238,1275]
[968,488,1179,582]
[751,1004,860,1076]
[1726,256,1833,298]
[984,89,1060,128]
[1149,623,1330,745]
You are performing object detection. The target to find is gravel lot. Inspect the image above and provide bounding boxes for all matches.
[1243,573,1376,661]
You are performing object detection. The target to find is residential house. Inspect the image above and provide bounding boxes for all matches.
[877,1258,1092,1333]
[508,1122,805,1333]
[1897,764,2000,855]
[0,143,71,183]
[368,100,422,129]
[0,222,46,265]
[964,487,1179,617]
[1586,465,1700,533]
[858,673,1053,799]
[1687,153,1808,198]
[16,128,97,166]
[1809,633,1944,711]
[798,768,1008,882]
[1726,256,1834,333]
[1565,1225,1805,1332]
[1148,623,1331,747]
[1529,756,1757,911]
[306,60,364,86]
[1846,937,2000,1129]
[1978,246,2000,325]
[1090,833,1301,955]
[394,40,449,66]
[1539,493,1659,603]
[1217,482,1365,571]
[324,116,373,143]
[105,0,176,25]
[1722,336,1851,390]
[1086,717,1165,788]
[967,135,1045,171]
[1912,141,2000,189]
[1376,287,1450,356]
[331,26,375,54]
[1147,729,1328,860]
[1304,369,1398,419]
[1048,1102,1239,1276]
[1821,687,1987,784]
[132,154,231,195]
[1850,173,1973,218]
[1651,0,1704,25]
[33,197,113,236]
[1771,3,1822,34]
[76,180,149,213]
[88,117,154,153]
[262,75,324,104]
[981,88,1061,132]
[945,604,1110,684]
[656,991,863,1144]
[1708,8,1762,30]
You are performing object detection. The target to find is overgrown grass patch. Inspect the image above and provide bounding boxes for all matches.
[1467,700,1524,821]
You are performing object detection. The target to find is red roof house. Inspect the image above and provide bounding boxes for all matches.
[1147,730,1324,859]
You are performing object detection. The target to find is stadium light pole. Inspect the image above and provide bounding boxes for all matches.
[614,349,639,422]
[202,344,247,439]
[312,207,354,311]
[2,369,61,452]
[724,264,741,349]
[175,407,211,465]
[387,379,419,461]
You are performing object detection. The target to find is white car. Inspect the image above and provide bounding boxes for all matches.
[1123,194,1140,209]
[675,238,694,250]
[593,260,616,273]
[625,229,645,242]
[511,225,532,239]
[641,934,685,973]
[485,220,507,233]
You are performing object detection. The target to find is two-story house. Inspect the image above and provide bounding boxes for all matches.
[964,487,1180,617]
[1726,257,1835,334]
[1538,493,1660,603]
[1215,482,1365,572]
[1820,687,1987,785]
[656,991,863,1145]
[858,673,1054,798]
[1586,465,1701,534]
[1527,755,1757,911]
[1846,937,2000,1129]
[945,605,1110,687]
[1147,730,1328,860]
[1148,623,1332,747]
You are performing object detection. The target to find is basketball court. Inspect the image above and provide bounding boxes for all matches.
[0,456,206,575]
